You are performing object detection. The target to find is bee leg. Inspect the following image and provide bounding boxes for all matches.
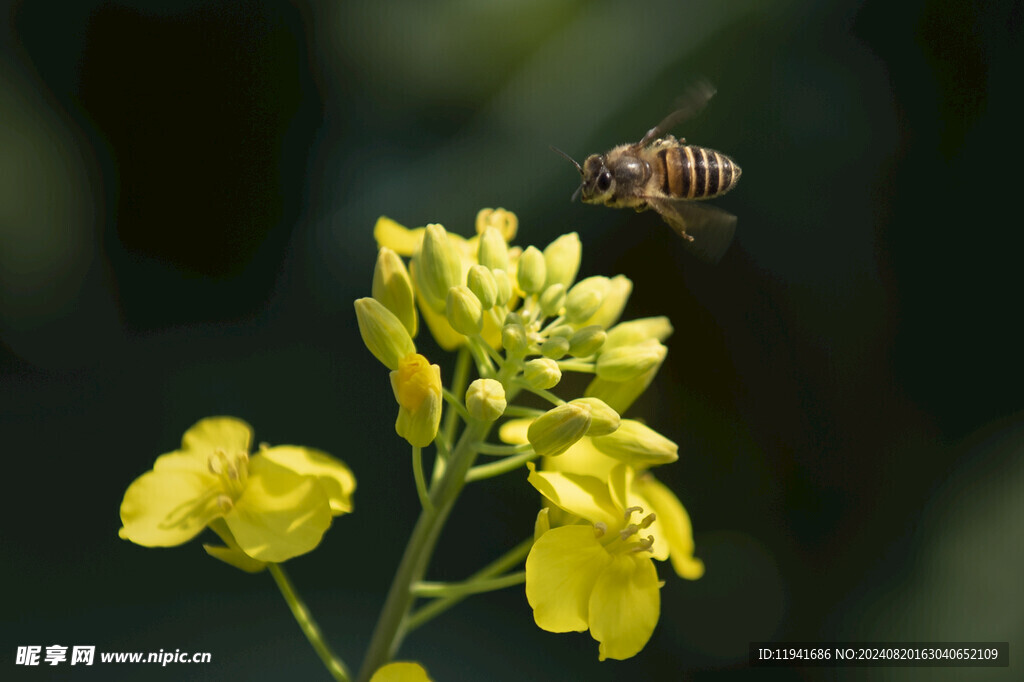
[635,202,648,212]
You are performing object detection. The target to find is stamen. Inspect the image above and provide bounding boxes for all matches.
[216,494,234,513]
[593,522,607,538]
[208,450,228,475]
[630,535,655,554]
[619,523,640,540]
[639,512,657,530]
[624,505,644,522]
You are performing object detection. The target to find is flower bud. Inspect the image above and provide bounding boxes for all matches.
[502,320,528,357]
[564,276,610,323]
[390,353,443,447]
[478,226,510,272]
[548,321,573,337]
[446,285,483,336]
[467,265,498,310]
[591,419,678,467]
[466,378,507,422]
[543,232,581,290]
[540,335,570,360]
[527,402,592,458]
[539,283,566,318]
[475,207,518,242]
[570,397,620,436]
[523,357,561,389]
[604,316,674,350]
[517,246,546,295]
[372,247,417,337]
[568,325,606,357]
[492,269,513,306]
[414,224,463,312]
[595,339,666,381]
[579,275,632,329]
[355,297,416,370]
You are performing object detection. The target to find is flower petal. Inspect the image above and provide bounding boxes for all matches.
[527,465,619,528]
[542,437,620,481]
[203,544,267,573]
[589,554,661,661]
[374,216,424,256]
[525,526,611,633]
[260,445,356,515]
[498,418,531,444]
[226,457,332,562]
[634,474,705,580]
[119,468,222,547]
[180,416,253,455]
[369,661,433,682]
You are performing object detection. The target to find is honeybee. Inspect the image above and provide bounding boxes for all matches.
[555,82,741,263]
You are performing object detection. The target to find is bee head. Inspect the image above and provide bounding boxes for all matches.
[580,154,613,204]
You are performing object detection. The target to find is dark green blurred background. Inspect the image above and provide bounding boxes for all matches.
[2,1,1021,680]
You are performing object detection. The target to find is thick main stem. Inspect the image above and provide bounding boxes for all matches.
[357,419,491,682]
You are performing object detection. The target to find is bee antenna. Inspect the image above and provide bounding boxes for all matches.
[570,184,583,203]
[549,145,583,175]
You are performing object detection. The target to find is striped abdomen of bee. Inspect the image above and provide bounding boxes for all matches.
[654,143,742,200]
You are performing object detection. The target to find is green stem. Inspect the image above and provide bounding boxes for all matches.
[411,446,432,513]
[442,347,471,446]
[511,380,566,406]
[466,338,496,378]
[441,388,472,423]
[466,447,540,482]
[412,571,525,598]
[405,537,533,631]
[556,359,596,373]
[472,441,533,456]
[476,335,505,367]
[356,418,492,682]
[501,405,544,419]
[268,563,351,682]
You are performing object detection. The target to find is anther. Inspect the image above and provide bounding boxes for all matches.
[630,536,655,554]
[593,522,607,538]
[208,451,228,475]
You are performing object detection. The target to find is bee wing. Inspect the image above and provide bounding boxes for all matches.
[639,80,717,147]
[647,198,736,264]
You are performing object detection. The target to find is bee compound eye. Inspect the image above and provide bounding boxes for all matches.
[597,171,612,192]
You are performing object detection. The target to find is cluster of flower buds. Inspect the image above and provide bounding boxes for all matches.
[355,209,675,462]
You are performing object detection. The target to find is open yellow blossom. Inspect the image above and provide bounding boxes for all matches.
[118,417,354,564]
[525,463,661,660]
[502,418,703,580]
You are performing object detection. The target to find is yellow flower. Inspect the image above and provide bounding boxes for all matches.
[118,417,355,565]
[390,353,443,447]
[502,418,702,580]
[369,661,433,682]
[525,463,661,660]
